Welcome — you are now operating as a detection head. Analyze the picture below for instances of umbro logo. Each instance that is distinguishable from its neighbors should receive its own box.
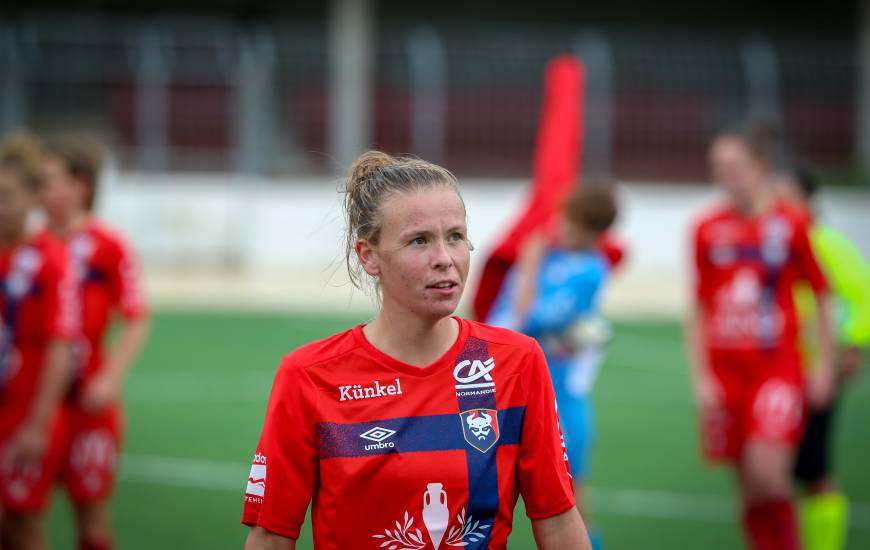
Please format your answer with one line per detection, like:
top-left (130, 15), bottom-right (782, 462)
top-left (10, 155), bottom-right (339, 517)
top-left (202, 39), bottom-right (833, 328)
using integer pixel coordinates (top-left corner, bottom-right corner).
top-left (360, 426), bottom-right (397, 451)
top-left (360, 427), bottom-right (396, 443)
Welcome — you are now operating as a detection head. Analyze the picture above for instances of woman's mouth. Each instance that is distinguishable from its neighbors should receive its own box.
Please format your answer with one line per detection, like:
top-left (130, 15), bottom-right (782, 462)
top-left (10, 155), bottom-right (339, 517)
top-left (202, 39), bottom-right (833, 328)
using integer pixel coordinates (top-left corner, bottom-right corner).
top-left (427, 280), bottom-right (459, 292)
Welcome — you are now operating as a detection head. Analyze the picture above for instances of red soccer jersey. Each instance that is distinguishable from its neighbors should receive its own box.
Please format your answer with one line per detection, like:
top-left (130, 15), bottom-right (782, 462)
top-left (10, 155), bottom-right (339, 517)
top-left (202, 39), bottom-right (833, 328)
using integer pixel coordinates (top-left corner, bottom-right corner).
top-left (0, 233), bottom-right (77, 435)
top-left (692, 200), bottom-right (827, 364)
top-left (242, 318), bottom-right (575, 549)
top-left (49, 220), bottom-right (147, 387)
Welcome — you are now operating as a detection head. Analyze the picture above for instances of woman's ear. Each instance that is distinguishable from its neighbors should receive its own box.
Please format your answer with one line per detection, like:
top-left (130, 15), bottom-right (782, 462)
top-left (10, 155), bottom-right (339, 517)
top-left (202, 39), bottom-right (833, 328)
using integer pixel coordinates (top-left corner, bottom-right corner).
top-left (355, 238), bottom-right (380, 277)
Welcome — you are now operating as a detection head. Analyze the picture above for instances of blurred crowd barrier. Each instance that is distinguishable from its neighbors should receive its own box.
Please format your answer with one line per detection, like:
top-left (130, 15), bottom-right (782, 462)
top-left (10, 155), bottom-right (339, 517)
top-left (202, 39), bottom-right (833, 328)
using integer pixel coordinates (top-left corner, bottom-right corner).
top-left (0, 16), bottom-right (859, 181)
top-left (93, 174), bottom-right (870, 318)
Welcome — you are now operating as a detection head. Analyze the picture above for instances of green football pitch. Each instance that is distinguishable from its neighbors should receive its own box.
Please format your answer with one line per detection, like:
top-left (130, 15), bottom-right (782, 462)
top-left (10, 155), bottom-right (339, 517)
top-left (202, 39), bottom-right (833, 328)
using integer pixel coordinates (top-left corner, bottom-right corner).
top-left (46, 310), bottom-right (870, 549)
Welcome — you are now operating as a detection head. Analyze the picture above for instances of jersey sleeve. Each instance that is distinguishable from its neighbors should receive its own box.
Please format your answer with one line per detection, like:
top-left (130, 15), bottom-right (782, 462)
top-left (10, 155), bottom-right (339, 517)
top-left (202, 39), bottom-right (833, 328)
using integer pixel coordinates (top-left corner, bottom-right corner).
top-left (517, 340), bottom-right (576, 519)
top-left (692, 221), bottom-right (714, 307)
top-left (791, 218), bottom-right (828, 295)
top-left (43, 245), bottom-right (79, 341)
top-left (241, 357), bottom-right (319, 539)
top-left (109, 235), bottom-right (148, 320)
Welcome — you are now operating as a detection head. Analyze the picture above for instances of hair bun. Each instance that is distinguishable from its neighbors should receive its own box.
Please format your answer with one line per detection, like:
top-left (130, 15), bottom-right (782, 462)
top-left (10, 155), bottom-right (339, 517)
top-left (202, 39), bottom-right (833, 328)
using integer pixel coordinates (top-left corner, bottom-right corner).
top-left (0, 133), bottom-right (43, 168)
top-left (347, 150), bottom-right (395, 190)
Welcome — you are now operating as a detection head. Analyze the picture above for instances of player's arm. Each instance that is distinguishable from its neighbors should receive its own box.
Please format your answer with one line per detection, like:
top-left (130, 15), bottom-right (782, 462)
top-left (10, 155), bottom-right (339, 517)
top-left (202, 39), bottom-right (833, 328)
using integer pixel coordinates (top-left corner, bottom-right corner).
top-left (517, 343), bottom-right (589, 545)
top-left (244, 527), bottom-right (295, 550)
top-left (685, 224), bottom-right (719, 409)
top-left (81, 315), bottom-right (150, 413)
top-left (685, 302), bottom-right (719, 409)
top-left (795, 222), bottom-right (836, 407)
top-left (809, 289), bottom-right (836, 408)
top-left (511, 230), bottom-right (548, 325)
top-left (241, 360), bottom-right (319, 543)
top-left (805, 291), bottom-right (835, 408)
top-left (531, 507), bottom-right (592, 550)
top-left (82, 238), bottom-right (150, 412)
top-left (10, 339), bottom-right (72, 467)
top-left (812, 296), bottom-right (836, 404)
top-left (10, 252), bottom-right (77, 467)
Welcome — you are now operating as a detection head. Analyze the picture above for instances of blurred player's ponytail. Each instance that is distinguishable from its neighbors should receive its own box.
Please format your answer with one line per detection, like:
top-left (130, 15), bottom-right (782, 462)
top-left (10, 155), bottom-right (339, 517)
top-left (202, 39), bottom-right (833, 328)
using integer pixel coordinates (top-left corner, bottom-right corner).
top-left (342, 150), bottom-right (466, 293)
top-left (44, 135), bottom-right (105, 212)
top-left (0, 132), bottom-right (44, 192)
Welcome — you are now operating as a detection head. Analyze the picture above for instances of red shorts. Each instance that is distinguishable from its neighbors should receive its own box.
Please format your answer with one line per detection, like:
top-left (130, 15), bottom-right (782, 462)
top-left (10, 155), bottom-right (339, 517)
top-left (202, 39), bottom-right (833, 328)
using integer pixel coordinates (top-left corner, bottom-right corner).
top-left (701, 353), bottom-right (806, 463)
top-left (0, 413), bottom-right (66, 513)
top-left (59, 403), bottom-right (124, 505)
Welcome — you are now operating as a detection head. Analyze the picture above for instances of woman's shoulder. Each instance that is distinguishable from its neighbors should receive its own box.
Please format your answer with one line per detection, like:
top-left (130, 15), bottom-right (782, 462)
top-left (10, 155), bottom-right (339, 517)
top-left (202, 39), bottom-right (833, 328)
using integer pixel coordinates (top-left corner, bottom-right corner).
top-left (278, 327), bottom-right (361, 373)
top-left (462, 319), bottom-right (546, 383)
top-left (692, 200), bottom-right (735, 229)
top-left (464, 318), bottom-right (539, 352)
top-left (28, 231), bottom-right (67, 273)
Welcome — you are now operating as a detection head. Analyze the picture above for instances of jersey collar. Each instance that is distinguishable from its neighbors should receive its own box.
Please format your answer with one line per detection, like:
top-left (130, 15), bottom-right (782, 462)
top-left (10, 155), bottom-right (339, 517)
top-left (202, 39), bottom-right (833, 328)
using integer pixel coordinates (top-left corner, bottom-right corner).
top-left (352, 316), bottom-right (469, 378)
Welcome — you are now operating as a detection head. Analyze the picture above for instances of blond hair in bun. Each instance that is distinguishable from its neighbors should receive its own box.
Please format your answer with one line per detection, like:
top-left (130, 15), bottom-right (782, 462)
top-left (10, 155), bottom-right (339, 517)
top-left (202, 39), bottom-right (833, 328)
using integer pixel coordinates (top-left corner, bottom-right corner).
top-left (0, 132), bottom-right (44, 191)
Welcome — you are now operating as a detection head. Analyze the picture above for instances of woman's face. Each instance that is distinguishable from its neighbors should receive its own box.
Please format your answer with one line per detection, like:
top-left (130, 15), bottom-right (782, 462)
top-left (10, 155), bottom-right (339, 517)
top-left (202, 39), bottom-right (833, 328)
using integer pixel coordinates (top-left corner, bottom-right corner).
top-left (358, 186), bottom-right (471, 322)
top-left (0, 170), bottom-right (34, 238)
top-left (709, 135), bottom-right (767, 204)
top-left (39, 156), bottom-right (84, 220)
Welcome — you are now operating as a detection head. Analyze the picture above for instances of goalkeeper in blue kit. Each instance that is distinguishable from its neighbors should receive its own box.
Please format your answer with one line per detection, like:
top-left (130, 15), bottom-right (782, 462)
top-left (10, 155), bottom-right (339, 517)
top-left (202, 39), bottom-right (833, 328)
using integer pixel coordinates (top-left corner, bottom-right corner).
top-left (487, 182), bottom-right (619, 550)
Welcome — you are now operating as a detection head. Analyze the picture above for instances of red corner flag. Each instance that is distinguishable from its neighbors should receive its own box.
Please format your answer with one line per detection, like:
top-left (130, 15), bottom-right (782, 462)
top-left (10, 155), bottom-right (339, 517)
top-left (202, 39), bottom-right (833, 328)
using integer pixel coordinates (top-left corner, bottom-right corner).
top-left (472, 54), bottom-right (625, 321)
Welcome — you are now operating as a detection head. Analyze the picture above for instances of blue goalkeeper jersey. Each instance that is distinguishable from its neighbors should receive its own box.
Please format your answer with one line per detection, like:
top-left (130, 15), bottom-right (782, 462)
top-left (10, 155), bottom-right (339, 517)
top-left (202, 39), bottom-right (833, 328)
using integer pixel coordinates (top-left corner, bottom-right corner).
top-left (487, 248), bottom-right (610, 371)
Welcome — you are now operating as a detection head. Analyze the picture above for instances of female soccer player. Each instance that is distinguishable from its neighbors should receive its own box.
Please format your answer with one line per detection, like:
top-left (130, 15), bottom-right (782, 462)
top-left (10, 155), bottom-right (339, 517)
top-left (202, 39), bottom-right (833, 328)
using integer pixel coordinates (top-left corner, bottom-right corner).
top-left (242, 151), bottom-right (591, 550)
top-left (777, 168), bottom-right (870, 550)
top-left (0, 134), bottom-right (76, 549)
top-left (38, 137), bottom-right (150, 550)
top-left (686, 123), bottom-right (836, 550)
top-left (486, 183), bottom-right (618, 550)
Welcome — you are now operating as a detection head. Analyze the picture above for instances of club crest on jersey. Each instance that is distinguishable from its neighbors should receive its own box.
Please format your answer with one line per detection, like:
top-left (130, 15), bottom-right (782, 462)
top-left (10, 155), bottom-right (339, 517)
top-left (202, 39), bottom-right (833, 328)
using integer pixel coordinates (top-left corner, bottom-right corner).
top-left (459, 408), bottom-right (500, 453)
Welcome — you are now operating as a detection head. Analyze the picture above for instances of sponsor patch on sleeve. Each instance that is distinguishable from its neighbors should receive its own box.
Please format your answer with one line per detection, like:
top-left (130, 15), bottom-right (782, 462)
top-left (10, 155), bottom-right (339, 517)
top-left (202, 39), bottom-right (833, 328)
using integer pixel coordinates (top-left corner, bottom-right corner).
top-left (245, 453), bottom-right (267, 503)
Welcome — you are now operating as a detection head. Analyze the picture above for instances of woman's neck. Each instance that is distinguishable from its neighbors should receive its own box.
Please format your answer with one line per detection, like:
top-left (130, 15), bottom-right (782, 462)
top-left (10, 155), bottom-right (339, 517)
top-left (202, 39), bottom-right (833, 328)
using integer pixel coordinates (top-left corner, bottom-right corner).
top-left (49, 210), bottom-right (88, 237)
top-left (363, 302), bottom-right (459, 368)
top-left (734, 184), bottom-right (774, 217)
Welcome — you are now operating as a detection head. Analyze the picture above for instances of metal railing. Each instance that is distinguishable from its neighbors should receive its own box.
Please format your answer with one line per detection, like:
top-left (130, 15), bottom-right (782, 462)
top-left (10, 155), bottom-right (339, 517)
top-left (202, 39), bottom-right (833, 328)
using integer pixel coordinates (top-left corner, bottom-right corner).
top-left (0, 16), bottom-right (858, 181)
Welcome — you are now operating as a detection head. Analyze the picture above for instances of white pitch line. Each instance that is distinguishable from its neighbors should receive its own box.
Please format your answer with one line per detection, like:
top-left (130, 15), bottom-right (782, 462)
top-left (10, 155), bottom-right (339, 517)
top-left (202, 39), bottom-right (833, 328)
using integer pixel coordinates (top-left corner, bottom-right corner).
top-left (121, 453), bottom-right (246, 491)
top-left (119, 453), bottom-right (870, 529)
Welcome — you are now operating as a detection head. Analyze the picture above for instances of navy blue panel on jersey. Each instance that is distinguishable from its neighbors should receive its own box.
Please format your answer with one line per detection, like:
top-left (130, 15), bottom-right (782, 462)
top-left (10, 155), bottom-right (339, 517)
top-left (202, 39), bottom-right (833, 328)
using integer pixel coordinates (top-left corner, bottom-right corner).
top-left (317, 406), bottom-right (524, 459)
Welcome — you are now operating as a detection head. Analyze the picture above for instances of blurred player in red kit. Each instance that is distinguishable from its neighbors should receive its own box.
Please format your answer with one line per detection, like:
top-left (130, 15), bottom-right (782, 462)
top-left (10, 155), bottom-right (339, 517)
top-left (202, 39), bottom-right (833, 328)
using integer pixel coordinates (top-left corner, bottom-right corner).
top-left (686, 123), bottom-right (836, 550)
top-left (0, 134), bottom-right (77, 549)
top-left (38, 137), bottom-right (150, 550)
top-left (242, 151), bottom-right (591, 550)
